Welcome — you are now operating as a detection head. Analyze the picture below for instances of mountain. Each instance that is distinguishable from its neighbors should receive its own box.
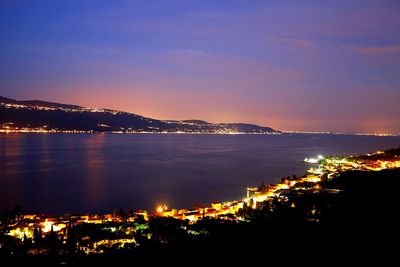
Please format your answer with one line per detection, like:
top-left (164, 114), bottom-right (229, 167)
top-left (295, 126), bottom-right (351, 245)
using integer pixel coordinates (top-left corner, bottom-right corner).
top-left (0, 96), bottom-right (82, 109)
top-left (0, 96), bottom-right (279, 134)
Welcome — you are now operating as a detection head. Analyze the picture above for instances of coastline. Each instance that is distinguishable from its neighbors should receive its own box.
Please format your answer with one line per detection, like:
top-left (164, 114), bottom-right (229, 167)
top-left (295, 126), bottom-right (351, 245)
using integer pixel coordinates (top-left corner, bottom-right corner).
top-left (2, 146), bottom-right (399, 222)
top-left (1, 146), bottom-right (400, 262)
top-left (1, 129), bottom-right (398, 137)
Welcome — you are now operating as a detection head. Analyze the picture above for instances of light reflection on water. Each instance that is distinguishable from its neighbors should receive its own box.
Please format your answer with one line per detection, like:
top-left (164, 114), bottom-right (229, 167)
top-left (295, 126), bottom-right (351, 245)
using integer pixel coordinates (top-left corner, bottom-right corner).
top-left (1, 133), bottom-right (399, 214)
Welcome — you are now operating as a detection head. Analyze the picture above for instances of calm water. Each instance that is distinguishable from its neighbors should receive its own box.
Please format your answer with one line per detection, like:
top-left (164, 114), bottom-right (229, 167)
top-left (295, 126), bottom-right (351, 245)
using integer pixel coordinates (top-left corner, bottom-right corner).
top-left (1, 133), bottom-right (399, 214)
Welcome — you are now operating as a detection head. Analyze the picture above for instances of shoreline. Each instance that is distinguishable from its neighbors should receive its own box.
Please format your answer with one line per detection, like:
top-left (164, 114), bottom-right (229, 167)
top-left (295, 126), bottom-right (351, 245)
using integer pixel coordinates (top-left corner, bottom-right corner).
top-left (1, 129), bottom-right (398, 137)
top-left (3, 147), bottom-right (399, 219)
top-left (2, 146), bottom-right (400, 259)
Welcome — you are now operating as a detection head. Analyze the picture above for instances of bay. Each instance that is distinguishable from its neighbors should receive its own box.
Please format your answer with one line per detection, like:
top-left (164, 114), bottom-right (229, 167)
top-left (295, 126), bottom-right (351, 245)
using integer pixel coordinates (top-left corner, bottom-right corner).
top-left (1, 133), bottom-right (399, 214)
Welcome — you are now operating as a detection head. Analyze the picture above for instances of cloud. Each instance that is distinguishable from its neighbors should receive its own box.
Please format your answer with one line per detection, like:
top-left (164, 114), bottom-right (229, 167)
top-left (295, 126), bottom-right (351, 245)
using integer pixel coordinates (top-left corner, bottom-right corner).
top-left (357, 45), bottom-right (400, 54)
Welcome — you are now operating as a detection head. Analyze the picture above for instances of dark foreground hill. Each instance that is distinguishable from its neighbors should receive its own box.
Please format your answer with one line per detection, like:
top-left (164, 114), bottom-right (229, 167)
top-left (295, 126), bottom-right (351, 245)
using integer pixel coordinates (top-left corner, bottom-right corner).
top-left (2, 168), bottom-right (398, 265)
top-left (0, 96), bottom-right (278, 134)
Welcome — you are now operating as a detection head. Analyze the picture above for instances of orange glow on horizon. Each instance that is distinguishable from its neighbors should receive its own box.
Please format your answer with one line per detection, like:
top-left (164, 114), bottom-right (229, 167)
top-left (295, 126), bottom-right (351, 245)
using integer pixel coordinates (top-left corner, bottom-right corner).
top-left (10, 87), bottom-right (400, 135)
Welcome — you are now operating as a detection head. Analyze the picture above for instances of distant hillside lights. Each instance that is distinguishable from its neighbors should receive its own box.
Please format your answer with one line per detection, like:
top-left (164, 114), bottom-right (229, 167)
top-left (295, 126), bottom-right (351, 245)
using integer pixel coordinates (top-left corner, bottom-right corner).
top-left (0, 125), bottom-right (91, 134)
top-left (1, 96), bottom-right (279, 134)
top-left (0, 126), bottom-right (276, 135)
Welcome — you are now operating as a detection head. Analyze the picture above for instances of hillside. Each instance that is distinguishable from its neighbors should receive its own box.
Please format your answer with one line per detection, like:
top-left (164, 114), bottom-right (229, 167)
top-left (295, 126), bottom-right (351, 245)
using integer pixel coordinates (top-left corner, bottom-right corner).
top-left (0, 96), bottom-right (278, 134)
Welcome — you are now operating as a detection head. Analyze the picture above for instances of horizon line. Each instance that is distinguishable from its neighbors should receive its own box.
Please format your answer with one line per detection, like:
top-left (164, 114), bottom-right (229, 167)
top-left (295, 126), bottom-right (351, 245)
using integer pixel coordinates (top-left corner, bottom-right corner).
top-left (1, 95), bottom-right (399, 136)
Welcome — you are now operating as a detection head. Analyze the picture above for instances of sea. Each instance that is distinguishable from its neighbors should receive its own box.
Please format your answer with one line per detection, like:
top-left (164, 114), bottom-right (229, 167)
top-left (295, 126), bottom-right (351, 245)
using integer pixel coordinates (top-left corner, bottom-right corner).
top-left (1, 133), bottom-right (399, 214)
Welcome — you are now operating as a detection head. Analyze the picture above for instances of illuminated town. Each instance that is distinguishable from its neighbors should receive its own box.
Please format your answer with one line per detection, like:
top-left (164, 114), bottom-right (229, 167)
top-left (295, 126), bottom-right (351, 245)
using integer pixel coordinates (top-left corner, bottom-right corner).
top-left (2, 147), bottom-right (399, 256)
top-left (0, 100), bottom-right (279, 135)
top-left (2, 100), bottom-right (398, 136)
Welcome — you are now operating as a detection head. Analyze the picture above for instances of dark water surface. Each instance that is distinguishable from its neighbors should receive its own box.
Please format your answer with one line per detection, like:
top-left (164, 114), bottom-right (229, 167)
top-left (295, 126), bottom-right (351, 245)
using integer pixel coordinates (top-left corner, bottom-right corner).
top-left (1, 133), bottom-right (399, 214)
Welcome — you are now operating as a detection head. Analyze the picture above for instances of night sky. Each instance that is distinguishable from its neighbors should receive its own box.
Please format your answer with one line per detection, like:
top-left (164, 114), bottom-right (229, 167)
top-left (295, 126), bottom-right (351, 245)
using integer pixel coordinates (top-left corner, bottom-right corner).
top-left (1, 0), bottom-right (399, 134)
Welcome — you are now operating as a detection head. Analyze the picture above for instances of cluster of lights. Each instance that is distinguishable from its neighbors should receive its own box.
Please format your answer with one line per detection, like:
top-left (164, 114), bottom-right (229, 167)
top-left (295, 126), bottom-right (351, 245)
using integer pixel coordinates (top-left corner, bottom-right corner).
top-left (156, 204), bottom-right (168, 214)
top-left (284, 130), bottom-right (399, 137)
top-left (42, 219), bottom-right (65, 233)
top-left (155, 150), bottom-right (400, 222)
top-left (155, 171), bottom-right (323, 222)
top-left (1, 101), bottom-right (123, 116)
top-left (1, 101), bottom-right (277, 135)
top-left (304, 155), bottom-right (324, 164)
top-left (0, 127), bottom-right (92, 134)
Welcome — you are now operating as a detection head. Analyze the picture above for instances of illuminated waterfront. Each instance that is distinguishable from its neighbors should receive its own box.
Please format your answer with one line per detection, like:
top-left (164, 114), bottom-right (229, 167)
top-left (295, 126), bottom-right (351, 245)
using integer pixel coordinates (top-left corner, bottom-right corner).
top-left (1, 133), bottom-right (400, 214)
top-left (3, 147), bottom-right (400, 256)
top-left (154, 149), bottom-right (400, 221)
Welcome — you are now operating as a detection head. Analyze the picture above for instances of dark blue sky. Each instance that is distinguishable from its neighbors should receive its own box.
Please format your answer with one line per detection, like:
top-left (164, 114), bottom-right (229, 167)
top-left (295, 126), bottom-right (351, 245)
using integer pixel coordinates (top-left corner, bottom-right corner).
top-left (1, 0), bottom-right (399, 133)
